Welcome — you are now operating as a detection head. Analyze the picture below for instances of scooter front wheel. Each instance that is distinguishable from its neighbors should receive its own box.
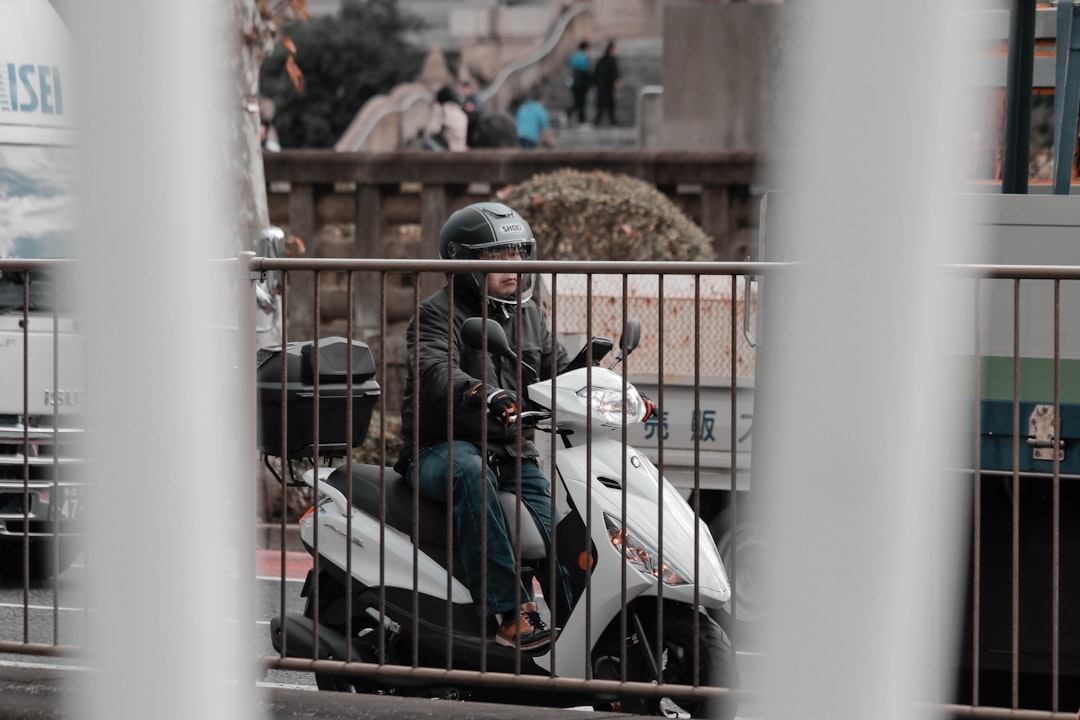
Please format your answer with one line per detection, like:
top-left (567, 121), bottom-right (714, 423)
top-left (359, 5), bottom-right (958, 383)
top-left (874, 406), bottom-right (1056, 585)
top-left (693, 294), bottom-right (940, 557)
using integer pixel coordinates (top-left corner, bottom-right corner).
top-left (621, 604), bottom-right (738, 720)
top-left (309, 620), bottom-right (385, 695)
top-left (313, 636), bottom-right (379, 694)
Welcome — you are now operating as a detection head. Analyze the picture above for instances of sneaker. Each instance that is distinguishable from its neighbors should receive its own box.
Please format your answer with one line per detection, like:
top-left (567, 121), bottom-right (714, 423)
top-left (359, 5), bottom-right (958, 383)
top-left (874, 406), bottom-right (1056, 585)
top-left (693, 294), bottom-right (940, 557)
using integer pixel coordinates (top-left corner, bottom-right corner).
top-left (496, 602), bottom-right (553, 650)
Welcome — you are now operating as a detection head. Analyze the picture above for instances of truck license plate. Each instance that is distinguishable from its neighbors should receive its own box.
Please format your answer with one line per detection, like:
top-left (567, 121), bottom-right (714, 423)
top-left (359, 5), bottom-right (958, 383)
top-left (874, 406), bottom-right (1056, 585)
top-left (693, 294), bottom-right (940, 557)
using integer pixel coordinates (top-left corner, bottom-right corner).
top-left (56, 486), bottom-right (81, 521)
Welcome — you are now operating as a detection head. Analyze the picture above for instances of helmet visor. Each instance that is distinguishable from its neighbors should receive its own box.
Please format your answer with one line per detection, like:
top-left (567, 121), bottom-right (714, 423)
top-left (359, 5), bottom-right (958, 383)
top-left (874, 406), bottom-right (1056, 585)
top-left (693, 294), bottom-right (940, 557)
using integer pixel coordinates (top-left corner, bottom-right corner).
top-left (450, 239), bottom-right (536, 261)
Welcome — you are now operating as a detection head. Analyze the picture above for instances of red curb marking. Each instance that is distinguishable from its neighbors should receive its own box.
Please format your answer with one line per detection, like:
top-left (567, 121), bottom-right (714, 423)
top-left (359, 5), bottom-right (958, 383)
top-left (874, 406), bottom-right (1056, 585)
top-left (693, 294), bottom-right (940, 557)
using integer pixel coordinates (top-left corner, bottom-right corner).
top-left (257, 549), bottom-right (313, 581)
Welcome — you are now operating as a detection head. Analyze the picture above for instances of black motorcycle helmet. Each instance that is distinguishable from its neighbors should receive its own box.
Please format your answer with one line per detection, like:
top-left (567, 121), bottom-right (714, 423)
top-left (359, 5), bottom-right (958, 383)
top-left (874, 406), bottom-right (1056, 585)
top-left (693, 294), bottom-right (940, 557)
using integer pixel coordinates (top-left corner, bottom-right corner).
top-left (439, 201), bottom-right (536, 304)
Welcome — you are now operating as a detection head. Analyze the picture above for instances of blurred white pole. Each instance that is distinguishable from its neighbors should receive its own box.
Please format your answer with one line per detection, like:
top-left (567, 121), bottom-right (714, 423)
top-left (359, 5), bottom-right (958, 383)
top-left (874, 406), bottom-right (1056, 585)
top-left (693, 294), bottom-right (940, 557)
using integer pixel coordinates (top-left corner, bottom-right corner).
top-left (760, 2), bottom-right (981, 720)
top-left (74, 3), bottom-right (253, 720)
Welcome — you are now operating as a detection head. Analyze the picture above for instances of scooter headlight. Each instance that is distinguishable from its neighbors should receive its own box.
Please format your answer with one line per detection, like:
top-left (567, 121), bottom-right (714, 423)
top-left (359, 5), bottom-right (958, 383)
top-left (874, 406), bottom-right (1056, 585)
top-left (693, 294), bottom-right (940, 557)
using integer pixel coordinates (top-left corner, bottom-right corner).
top-left (579, 385), bottom-right (646, 426)
top-left (604, 513), bottom-right (691, 586)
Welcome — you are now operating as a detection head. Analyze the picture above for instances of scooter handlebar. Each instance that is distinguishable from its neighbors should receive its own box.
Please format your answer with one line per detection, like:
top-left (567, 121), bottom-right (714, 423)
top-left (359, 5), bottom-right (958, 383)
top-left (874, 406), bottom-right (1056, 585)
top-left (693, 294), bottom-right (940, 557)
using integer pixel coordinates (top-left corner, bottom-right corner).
top-left (509, 409), bottom-right (551, 428)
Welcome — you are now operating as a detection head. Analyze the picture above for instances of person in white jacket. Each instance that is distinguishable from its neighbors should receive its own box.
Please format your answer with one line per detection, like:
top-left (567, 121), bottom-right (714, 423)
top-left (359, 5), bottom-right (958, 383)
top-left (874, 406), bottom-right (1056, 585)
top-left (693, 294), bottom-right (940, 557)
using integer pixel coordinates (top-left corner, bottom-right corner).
top-left (424, 85), bottom-right (469, 152)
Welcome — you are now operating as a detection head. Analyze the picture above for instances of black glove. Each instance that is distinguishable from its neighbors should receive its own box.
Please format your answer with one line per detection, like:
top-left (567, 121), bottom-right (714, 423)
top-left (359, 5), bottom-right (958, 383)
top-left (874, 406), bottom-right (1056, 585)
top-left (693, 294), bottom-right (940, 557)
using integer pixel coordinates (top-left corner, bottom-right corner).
top-left (464, 382), bottom-right (487, 407)
top-left (486, 389), bottom-right (518, 427)
top-left (640, 393), bottom-right (657, 422)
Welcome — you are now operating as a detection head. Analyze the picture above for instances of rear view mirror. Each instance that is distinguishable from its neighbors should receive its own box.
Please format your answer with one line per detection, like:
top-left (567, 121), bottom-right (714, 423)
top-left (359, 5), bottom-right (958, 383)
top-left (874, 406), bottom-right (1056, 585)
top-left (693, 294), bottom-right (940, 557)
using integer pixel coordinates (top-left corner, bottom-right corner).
top-left (461, 317), bottom-right (516, 360)
top-left (620, 318), bottom-right (641, 358)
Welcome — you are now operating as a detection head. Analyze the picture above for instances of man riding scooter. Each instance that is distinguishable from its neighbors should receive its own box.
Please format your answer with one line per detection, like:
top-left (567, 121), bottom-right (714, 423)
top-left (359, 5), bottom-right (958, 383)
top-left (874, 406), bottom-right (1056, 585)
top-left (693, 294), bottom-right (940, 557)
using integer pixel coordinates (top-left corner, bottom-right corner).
top-left (266, 202), bottom-right (731, 714)
top-left (393, 201), bottom-right (574, 651)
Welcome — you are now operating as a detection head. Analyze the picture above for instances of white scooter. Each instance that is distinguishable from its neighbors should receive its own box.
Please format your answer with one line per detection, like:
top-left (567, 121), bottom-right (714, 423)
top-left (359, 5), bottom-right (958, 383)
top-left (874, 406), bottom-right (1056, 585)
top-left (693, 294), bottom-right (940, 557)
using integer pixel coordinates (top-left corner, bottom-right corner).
top-left (269, 319), bottom-right (737, 719)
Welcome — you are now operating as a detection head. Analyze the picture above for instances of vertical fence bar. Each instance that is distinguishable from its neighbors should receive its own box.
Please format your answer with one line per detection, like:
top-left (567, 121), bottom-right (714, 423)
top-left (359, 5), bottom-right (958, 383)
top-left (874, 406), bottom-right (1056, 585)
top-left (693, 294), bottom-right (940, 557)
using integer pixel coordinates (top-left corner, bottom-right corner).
top-left (972, 277), bottom-right (983, 706)
top-left (479, 274), bottom-right (490, 671)
top-left (380, 272), bottom-right (402, 665)
top-left (692, 273), bottom-right (702, 686)
top-left (729, 272), bottom-right (739, 632)
top-left (50, 272), bottom-right (61, 643)
top-left (513, 265), bottom-right (524, 674)
top-left (278, 269), bottom-right (290, 660)
top-left (410, 274), bottom-right (422, 669)
top-left (1011, 277), bottom-right (1021, 709)
top-left (1051, 279), bottom-right (1061, 712)
top-left (238, 252), bottom-right (259, 697)
top-left (651, 271), bottom-right (667, 692)
top-left (586, 272), bottom-right (596, 681)
top-left (311, 269), bottom-right (322, 663)
top-left (20, 274), bottom-right (29, 639)
top-left (547, 271), bottom-right (559, 676)
top-left (344, 270), bottom-right (355, 664)
top-left (655, 271), bottom-right (666, 685)
top-left (617, 271), bottom-right (634, 686)
top-left (445, 272), bottom-right (456, 669)
top-left (377, 269), bottom-right (392, 666)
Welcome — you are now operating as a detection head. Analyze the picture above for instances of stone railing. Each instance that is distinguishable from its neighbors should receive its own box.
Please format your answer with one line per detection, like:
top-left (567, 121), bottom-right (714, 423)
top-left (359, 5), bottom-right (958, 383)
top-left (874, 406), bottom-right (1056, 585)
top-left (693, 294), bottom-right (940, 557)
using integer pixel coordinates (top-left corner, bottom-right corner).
top-left (263, 148), bottom-right (761, 341)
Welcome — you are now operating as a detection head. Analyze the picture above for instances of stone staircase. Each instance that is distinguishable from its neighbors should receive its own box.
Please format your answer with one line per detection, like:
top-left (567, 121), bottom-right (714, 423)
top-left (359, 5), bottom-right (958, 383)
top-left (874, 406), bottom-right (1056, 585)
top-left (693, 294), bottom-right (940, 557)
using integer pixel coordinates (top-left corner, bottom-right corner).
top-left (329, 1), bottom-right (663, 151)
top-left (550, 121), bottom-right (638, 149)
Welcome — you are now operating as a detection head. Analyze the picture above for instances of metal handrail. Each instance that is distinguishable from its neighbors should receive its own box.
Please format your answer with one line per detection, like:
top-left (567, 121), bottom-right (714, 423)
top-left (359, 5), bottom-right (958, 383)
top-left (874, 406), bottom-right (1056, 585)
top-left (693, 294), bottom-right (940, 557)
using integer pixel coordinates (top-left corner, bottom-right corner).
top-left (338, 87), bottom-right (432, 152)
top-left (247, 256), bottom-right (1080, 280)
top-left (477, 2), bottom-right (592, 108)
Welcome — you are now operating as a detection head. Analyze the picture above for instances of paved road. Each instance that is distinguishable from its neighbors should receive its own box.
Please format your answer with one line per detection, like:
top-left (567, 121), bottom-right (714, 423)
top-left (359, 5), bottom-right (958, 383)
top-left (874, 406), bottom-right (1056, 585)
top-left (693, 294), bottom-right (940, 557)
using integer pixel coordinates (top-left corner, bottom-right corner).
top-left (0, 663), bottom-right (634, 720)
top-left (0, 550), bottom-right (758, 719)
top-left (0, 553), bottom-right (619, 719)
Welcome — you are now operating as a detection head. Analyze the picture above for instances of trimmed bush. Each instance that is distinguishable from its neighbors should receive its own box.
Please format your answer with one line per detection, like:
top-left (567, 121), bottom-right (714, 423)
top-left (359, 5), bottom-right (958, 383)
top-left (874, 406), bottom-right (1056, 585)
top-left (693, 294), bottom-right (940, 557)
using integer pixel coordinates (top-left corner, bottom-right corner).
top-left (496, 169), bottom-right (715, 261)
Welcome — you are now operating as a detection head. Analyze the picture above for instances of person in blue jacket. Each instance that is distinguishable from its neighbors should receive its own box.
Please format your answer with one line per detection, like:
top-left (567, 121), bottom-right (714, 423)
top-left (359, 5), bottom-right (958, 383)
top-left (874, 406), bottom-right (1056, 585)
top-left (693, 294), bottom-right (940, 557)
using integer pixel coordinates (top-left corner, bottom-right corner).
top-left (515, 93), bottom-right (555, 149)
top-left (567, 41), bottom-right (591, 125)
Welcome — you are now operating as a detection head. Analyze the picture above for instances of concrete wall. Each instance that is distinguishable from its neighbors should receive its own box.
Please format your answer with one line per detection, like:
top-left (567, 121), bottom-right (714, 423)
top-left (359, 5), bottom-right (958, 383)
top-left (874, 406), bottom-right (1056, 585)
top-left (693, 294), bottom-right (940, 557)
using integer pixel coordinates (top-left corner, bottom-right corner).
top-left (592, 0), bottom-right (663, 38)
top-left (660, 2), bottom-right (784, 152)
top-left (637, 86), bottom-right (664, 149)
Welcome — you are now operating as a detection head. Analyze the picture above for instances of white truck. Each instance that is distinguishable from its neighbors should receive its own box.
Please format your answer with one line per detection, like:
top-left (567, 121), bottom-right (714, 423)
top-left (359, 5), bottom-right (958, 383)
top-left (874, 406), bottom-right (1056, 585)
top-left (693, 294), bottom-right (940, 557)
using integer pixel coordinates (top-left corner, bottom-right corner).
top-left (620, 192), bottom-right (1080, 709)
top-left (0, 0), bottom-right (82, 578)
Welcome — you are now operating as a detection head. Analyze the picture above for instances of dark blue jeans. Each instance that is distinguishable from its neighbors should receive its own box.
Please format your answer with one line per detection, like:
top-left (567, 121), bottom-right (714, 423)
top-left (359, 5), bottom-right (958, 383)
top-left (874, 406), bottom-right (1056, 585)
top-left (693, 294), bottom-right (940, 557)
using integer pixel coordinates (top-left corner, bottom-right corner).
top-left (407, 440), bottom-right (573, 621)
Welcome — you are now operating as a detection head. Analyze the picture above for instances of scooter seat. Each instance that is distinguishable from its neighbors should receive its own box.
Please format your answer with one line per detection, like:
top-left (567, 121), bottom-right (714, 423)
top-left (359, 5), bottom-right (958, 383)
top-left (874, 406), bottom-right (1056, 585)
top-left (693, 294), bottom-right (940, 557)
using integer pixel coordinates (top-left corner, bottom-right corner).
top-left (325, 464), bottom-right (448, 549)
top-left (324, 464), bottom-right (546, 560)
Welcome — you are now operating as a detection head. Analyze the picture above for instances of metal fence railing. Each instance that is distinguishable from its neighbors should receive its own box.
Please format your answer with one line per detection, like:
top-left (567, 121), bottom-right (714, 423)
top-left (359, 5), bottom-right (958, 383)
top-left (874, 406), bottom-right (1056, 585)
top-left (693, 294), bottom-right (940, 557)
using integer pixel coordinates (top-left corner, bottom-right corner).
top-left (947, 265), bottom-right (1080, 717)
top-left (0, 256), bottom-right (1075, 719)
top-left (0, 258), bottom-right (83, 656)
top-left (253, 257), bottom-right (759, 718)
top-left (250, 257), bottom-right (1079, 718)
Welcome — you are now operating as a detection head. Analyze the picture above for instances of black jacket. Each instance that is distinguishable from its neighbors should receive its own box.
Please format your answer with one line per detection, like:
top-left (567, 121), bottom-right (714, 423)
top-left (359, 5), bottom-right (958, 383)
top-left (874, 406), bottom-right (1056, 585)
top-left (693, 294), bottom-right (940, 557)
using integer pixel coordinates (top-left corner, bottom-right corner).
top-left (593, 54), bottom-right (619, 95)
top-left (394, 279), bottom-right (568, 474)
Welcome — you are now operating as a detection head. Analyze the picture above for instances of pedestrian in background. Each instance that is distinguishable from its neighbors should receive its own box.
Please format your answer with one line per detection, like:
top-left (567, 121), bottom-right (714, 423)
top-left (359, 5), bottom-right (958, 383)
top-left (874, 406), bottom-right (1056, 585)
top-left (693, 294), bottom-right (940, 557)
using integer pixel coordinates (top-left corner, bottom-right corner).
top-left (424, 85), bottom-right (469, 152)
top-left (460, 79), bottom-right (483, 148)
top-left (259, 96), bottom-right (281, 151)
top-left (460, 79), bottom-right (482, 113)
top-left (515, 93), bottom-right (555, 149)
top-left (593, 40), bottom-right (621, 126)
top-left (567, 41), bottom-right (591, 126)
